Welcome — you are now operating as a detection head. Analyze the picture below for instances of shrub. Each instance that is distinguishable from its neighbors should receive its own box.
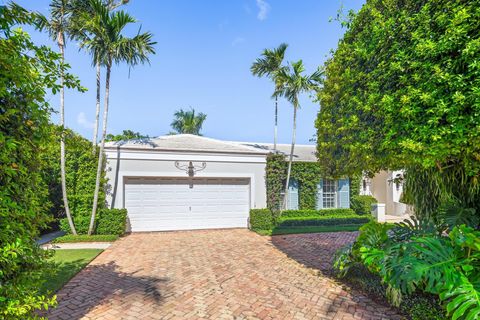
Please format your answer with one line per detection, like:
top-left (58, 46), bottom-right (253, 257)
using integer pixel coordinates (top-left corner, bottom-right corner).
top-left (96, 209), bottom-right (127, 235)
top-left (60, 209), bottom-right (127, 236)
top-left (278, 216), bottom-right (370, 227)
top-left (350, 195), bottom-right (377, 215)
top-left (281, 208), bottom-right (356, 218)
top-left (250, 209), bottom-right (275, 230)
top-left (53, 234), bottom-right (119, 243)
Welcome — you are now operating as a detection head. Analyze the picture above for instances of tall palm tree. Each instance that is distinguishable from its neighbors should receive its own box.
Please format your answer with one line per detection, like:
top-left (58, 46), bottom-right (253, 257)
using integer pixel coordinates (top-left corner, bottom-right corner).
top-left (170, 108), bottom-right (207, 135)
top-left (83, 0), bottom-right (155, 235)
top-left (278, 60), bottom-right (321, 209)
top-left (47, 0), bottom-right (77, 235)
top-left (251, 43), bottom-right (288, 151)
top-left (70, 0), bottom-right (128, 151)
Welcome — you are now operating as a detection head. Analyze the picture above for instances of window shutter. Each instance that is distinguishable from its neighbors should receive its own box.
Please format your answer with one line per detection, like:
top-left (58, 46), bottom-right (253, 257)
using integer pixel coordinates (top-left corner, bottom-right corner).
top-left (337, 178), bottom-right (350, 208)
top-left (316, 179), bottom-right (323, 209)
top-left (287, 179), bottom-right (299, 210)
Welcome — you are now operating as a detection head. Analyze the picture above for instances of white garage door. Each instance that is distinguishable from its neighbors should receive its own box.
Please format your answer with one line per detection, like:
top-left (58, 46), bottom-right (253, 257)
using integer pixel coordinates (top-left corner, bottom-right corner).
top-left (124, 177), bottom-right (250, 232)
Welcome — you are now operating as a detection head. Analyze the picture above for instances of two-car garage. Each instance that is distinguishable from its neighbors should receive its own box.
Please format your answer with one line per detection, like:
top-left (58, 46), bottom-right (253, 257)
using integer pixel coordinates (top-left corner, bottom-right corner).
top-left (124, 177), bottom-right (251, 232)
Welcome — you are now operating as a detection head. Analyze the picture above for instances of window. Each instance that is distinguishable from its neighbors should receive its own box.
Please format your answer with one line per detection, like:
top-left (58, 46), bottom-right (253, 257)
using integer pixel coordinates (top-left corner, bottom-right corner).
top-left (323, 179), bottom-right (337, 208)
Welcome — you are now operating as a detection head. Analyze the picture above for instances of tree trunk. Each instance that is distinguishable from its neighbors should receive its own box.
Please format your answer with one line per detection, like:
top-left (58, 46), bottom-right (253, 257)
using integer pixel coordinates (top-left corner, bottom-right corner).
top-left (89, 61), bottom-right (111, 235)
top-left (59, 37), bottom-right (77, 235)
top-left (92, 60), bottom-right (101, 152)
top-left (274, 96), bottom-right (278, 152)
top-left (283, 105), bottom-right (297, 210)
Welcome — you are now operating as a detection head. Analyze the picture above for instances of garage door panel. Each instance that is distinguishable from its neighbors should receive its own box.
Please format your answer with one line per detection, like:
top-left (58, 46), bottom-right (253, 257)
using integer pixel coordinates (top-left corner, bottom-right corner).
top-left (124, 177), bottom-right (250, 232)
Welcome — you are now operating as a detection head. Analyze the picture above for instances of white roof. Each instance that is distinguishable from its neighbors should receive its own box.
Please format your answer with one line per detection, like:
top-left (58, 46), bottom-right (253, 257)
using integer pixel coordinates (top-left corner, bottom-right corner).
top-left (105, 134), bottom-right (317, 161)
top-left (104, 134), bottom-right (269, 155)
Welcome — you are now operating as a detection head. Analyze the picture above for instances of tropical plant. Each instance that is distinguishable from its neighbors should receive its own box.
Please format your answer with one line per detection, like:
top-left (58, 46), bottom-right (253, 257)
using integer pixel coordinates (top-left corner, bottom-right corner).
top-left (45, 0), bottom-right (78, 235)
top-left (277, 60), bottom-right (321, 209)
top-left (170, 108), bottom-right (207, 135)
top-left (82, 0), bottom-right (155, 235)
top-left (69, 0), bottom-right (128, 151)
top-left (0, 3), bottom-right (81, 317)
top-left (251, 43), bottom-right (288, 151)
top-left (315, 0), bottom-right (480, 219)
top-left (106, 129), bottom-right (149, 141)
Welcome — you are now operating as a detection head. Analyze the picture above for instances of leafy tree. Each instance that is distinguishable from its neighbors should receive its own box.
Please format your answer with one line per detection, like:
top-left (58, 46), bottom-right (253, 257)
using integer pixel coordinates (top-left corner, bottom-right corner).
top-left (106, 129), bottom-right (149, 141)
top-left (278, 61), bottom-right (321, 208)
top-left (170, 107), bottom-right (207, 135)
top-left (0, 3), bottom-right (81, 318)
top-left (315, 0), bottom-right (480, 217)
top-left (82, 0), bottom-right (155, 235)
top-left (251, 43), bottom-right (288, 151)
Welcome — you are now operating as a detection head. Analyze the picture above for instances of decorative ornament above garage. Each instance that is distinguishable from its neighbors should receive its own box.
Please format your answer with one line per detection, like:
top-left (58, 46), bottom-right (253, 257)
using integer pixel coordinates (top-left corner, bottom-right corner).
top-left (174, 161), bottom-right (206, 177)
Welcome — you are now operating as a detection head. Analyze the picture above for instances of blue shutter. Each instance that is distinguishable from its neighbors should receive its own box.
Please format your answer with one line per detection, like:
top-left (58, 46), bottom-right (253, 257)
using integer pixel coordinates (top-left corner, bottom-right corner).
top-left (316, 179), bottom-right (323, 209)
top-left (287, 179), bottom-right (299, 210)
top-left (337, 178), bottom-right (350, 208)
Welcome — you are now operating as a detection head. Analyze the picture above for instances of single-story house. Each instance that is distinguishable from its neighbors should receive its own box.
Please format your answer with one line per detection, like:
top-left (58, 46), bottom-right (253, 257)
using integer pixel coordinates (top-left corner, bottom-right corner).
top-left (105, 134), bottom-right (350, 232)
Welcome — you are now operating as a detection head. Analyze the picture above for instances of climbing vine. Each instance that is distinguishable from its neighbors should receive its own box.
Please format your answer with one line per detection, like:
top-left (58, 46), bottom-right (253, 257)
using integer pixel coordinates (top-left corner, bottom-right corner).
top-left (266, 153), bottom-right (357, 210)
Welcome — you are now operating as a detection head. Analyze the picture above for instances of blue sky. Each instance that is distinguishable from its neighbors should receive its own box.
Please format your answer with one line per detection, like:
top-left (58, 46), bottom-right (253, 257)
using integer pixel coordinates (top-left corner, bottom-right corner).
top-left (15, 0), bottom-right (364, 144)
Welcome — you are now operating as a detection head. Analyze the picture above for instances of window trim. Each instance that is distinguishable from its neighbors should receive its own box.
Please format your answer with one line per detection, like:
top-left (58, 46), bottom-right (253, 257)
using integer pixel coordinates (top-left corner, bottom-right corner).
top-left (322, 179), bottom-right (337, 209)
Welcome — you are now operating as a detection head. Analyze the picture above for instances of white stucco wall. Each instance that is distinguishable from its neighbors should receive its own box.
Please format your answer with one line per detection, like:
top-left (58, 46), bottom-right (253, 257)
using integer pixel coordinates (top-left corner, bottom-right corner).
top-left (104, 148), bottom-right (267, 210)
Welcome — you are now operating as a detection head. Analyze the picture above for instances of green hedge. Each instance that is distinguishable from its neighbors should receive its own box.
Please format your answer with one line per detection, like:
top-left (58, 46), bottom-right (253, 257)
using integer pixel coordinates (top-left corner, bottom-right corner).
top-left (278, 216), bottom-right (371, 227)
top-left (53, 234), bottom-right (119, 243)
top-left (249, 209), bottom-right (275, 230)
top-left (60, 208), bottom-right (127, 235)
top-left (351, 195), bottom-right (377, 215)
top-left (281, 208), bottom-right (356, 218)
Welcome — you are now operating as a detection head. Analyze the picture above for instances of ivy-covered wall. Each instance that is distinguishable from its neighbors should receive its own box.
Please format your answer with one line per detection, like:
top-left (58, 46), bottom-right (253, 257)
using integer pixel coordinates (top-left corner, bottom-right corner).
top-left (266, 153), bottom-right (358, 211)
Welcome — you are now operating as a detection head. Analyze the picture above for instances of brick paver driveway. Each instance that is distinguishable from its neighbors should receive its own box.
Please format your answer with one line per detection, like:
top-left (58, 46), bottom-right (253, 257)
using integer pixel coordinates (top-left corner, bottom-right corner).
top-left (48, 230), bottom-right (400, 320)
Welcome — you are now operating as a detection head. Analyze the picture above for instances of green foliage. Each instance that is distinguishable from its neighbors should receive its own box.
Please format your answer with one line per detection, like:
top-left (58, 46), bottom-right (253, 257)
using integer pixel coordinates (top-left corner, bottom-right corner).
top-left (266, 154), bottom-right (353, 210)
top-left (170, 108), bottom-right (207, 135)
top-left (349, 174), bottom-right (361, 198)
top-left (95, 208), bottom-right (127, 235)
top-left (281, 208), bottom-right (356, 218)
top-left (42, 127), bottom-right (107, 227)
top-left (106, 129), bottom-right (149, 141)
top-left (278, 216), bottom-right (370, 227)
top-left (265, 153), bottom-right (286, 212)
top-left (335, 215), bottom-right (480, 319)
top-left (249, 209), bottom-right (275, 230)
top-left (316, 0), bottom-right (480, 178)
top-left (351, 195), bottom-right (377, 215)
top-left (60, 208), bottom-right (127, 235)
top-left (0, 3), bottom-right (82, 318)
top-left (52, 234), bottom-right (119, 243)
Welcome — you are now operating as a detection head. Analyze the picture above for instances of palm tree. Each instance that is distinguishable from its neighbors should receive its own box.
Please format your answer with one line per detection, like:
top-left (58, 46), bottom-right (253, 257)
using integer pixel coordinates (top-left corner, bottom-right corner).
top-left (251, 43), bottom-right (288, 151)
top-left (170, 108), bottom-right (207, 135)
top-left (47, 0), bottom-right (77, 235)
top-left (83, 0), bottom-right (155, 235)
top-left (278, 60), bottom-right (321, 209)
top-left (70, 0), bottom-right (128, 152)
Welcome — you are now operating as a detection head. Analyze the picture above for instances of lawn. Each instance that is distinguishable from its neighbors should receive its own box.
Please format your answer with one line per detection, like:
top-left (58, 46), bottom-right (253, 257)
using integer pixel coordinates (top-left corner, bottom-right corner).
top-left (41, 249), bottom-right (103, 294)
top-left (255, 224), bottom-right (362, 236)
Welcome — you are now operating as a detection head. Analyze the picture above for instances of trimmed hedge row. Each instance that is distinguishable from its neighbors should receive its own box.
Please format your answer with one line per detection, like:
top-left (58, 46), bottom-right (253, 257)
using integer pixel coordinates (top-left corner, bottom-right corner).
top-left (351, 195), bottom-right (377, 215)
top-left (281, 208), bottom-right (356, 218)
top-left (278, 216), bottom-right (371, 227)
top-left (60, 208), bottom-right (127, 236)
top-left (250, 208), bottom-right (369, 230)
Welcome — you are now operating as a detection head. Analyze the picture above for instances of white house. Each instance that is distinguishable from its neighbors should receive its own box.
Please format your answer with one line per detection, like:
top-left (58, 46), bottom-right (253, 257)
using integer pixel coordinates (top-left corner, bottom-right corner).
top-left (105, 134), bottom-right (349, 232)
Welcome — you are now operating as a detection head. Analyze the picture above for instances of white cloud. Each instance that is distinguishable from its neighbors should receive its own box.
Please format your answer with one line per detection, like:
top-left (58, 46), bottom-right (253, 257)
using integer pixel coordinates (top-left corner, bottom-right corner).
top-left (77, 112), bottom-right (94, 129)
top-left (256, 0), bottom-right (270, 21)
top-left (231, 37), bottom-right (246, 47)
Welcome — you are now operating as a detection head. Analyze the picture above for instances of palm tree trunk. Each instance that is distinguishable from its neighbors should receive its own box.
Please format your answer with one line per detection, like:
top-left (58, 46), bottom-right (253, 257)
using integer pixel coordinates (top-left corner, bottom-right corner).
top-left (92, 60), bottom-right (101, 152)
top-left (89, 61), bottom-right (111, 235)
top-left (59, 39), bottom-right (77, 235)
top-left (274, 96), bottom-right (278, 152)
top-left (283, 105), bottom-right (297, 210)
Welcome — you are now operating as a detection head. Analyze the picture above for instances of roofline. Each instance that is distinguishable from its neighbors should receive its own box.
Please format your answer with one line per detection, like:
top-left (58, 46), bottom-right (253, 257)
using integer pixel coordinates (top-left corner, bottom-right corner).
top-left (104, 144), bottom-right (270, 156)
